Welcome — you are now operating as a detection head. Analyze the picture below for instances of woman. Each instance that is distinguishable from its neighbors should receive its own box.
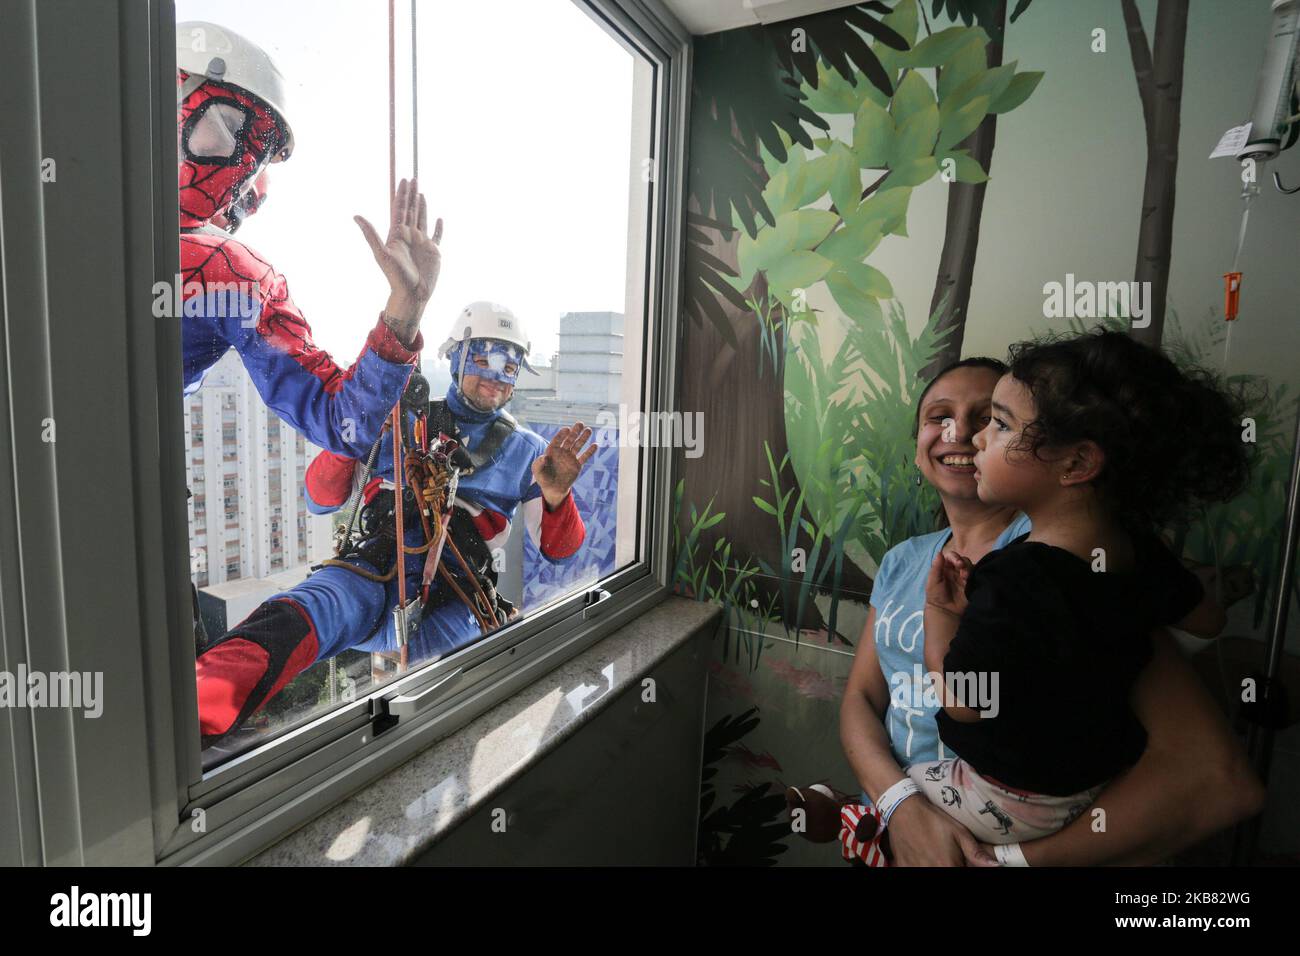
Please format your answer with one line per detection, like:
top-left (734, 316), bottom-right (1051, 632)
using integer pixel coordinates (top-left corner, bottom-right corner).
top-left (839, 357), bottom-right (1266, 866)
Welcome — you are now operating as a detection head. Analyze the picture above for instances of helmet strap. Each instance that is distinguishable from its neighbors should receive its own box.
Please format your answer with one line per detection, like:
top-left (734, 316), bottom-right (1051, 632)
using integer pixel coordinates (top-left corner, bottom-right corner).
top-left (177, 73), bottom-right (207, 105)
top-left (453, 327), bottom-right (472, 402)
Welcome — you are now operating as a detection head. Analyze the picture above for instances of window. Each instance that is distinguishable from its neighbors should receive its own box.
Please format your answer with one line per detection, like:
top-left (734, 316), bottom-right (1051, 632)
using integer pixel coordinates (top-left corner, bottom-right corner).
top-left (65, 0), bottom-right (694, 865)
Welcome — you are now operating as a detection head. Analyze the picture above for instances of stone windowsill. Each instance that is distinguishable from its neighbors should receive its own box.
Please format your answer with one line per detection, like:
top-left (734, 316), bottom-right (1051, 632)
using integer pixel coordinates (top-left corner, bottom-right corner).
top-left (246, 594), bottom-right (722, 865)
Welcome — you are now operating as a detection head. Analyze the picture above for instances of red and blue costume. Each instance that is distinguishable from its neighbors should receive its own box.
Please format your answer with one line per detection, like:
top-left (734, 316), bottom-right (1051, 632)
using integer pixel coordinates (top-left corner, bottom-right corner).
top-left (195, 379), bottom-right (587, 743)
top-left (178, 70), bottom-right (421, 458)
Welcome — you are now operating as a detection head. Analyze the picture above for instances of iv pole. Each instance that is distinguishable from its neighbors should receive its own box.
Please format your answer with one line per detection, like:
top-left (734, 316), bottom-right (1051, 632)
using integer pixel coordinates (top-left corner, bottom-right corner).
top-left (1227, 0), bottom-right (1300, 865)
top-left (1230, 406), bottom-right (1300, 864)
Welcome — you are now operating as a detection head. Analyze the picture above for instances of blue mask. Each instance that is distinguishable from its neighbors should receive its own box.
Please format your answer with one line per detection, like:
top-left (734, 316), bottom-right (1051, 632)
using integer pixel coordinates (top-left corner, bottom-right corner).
top-left (451, 338), bottom-right (524, 387)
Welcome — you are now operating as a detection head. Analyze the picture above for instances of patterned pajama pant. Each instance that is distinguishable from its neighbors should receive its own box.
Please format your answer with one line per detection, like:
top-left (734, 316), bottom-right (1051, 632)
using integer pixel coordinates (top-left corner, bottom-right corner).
top-left (906, 758), bottom-right (1103, 844)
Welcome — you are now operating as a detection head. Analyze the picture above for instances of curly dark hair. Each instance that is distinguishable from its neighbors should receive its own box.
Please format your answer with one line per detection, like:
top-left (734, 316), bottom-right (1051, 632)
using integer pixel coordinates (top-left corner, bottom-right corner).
top-left (1005, 328), bottom-right (1252, 532)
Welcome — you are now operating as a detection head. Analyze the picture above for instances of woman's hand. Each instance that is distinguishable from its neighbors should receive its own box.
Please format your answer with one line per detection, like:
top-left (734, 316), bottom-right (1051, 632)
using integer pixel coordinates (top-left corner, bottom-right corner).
top-left (355, 177), bottom-right (443, 345)
top-left (924, 549), bottom-right (973, 619)
top-left (887, 796), bottom-right (990, 866)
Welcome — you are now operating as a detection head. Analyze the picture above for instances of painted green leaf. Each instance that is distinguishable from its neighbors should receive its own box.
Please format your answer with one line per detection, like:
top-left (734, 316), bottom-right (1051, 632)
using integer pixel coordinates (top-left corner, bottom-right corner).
top-left (941, 63), bottom-right (1014, 121)
top-left (752, 496), bottom-right (778, 517)
top-left (700, 512), bottom-right (726, 531)
top-left (938, 95), bottom-right (990, 151)
top-left (801, 61), bottom-right (866, 114)
top-left (841, 260), bottom-right (894, 298)
top-left (937, 36), bottom-right (987, 102)
top-left (787, 209), bottom-right (840, 249)
top-left (826, 269), bottom-right (885, 324)
top-left (772, 145), bottom-right (809, 214)
top-left (872, 0), bottom-right (917, 81)
top-left (889, 71), bottom-right (935, 128)
top-left (828, 143), bottom-right (862, 216)
top-left (852, 97), bottom-right (895, 168)
top-left (740, 209), bottom-right (837, 283)
top-left (792, 152), bottom-right (838, 208)
top-left (735, 232), bottom-right (759, 290)
top-left (889, 103), bottom-right (940, 166)
top-left (817, 221), bottom-right (883, 266)
top-left (766, 251), bottom-right (833, 297)
top-left (937, 149), bottom-right (990, 184)
top-left (855, 186), bottom-right (911, 236)
top-left (880, 155), bottom-right (937, 189)
top-left (910, 26), bottom-right (986, 67)
top-left (990, 70), bottom-right (1045, 113)
top-left (761, 167), bottom-right (789, 218)
top-left (739, 225), bottom-right (791, 286)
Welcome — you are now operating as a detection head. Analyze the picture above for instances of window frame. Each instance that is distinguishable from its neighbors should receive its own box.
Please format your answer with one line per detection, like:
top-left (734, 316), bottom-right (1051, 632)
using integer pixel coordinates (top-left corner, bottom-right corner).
top-left (125, 0), bottom-right (691, 865)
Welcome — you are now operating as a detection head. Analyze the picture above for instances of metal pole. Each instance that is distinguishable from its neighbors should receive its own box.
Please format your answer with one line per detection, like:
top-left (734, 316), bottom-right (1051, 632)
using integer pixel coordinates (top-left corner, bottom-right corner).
top-left (1230, 397), bottom-right (1300, 864)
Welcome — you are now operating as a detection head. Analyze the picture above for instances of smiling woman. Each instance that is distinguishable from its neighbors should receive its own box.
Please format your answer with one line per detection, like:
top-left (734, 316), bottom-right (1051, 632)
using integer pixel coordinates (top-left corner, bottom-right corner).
top-left (912, 357), bottom-right (1009, 511)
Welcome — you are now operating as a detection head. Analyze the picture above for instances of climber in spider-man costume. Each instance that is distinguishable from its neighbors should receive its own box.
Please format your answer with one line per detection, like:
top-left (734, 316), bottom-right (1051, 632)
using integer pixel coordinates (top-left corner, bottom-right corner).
top-left (176, 20), bottom-right (442, 458)
top-left (195, 303), bottom-right (594, 747)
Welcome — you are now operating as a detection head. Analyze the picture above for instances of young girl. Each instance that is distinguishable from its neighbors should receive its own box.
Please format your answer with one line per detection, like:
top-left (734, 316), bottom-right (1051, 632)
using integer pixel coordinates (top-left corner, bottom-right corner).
top-left (913, 329), bottom-right (1250, 864)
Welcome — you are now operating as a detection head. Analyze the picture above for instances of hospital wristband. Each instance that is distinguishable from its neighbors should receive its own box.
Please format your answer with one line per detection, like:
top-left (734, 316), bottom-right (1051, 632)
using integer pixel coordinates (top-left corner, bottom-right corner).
top-left (876, 778), bottom-right (922, 827)
top-left (994, 842), bottom-right (1030, 867)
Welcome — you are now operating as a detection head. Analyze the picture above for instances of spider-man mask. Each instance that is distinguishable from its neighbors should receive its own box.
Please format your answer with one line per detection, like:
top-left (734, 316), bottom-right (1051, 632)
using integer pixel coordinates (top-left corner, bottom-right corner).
top-left (178, 71), bottom-right (288, 229)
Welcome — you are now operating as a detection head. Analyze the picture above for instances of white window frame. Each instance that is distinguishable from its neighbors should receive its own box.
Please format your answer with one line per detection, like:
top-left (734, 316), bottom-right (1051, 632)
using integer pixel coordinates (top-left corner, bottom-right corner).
top-left (0, 0), bottom-right (689, 866)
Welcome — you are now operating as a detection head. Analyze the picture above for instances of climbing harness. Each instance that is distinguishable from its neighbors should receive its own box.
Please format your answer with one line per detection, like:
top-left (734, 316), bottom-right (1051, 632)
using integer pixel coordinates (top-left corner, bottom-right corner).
top-left (319, 375), bottom-right (518, 670)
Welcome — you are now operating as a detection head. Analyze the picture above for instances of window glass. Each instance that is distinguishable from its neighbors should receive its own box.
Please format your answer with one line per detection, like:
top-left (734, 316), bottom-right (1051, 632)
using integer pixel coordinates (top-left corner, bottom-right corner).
top-left (174, 0), bottom-right (651, 766)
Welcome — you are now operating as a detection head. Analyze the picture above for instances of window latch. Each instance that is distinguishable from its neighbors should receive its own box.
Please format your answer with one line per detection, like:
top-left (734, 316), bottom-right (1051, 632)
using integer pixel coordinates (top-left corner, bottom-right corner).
top-left (370, 666), bottom-right (465, 736)
top-left (582, 587), bottom-right (612, 621)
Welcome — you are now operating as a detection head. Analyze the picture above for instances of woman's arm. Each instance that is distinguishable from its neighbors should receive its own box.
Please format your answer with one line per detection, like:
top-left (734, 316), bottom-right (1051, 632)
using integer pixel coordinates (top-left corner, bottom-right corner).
top-left (1014, 628), bottom-right (1265, 866)
top-left (840, 607), bottom-right (990, 866)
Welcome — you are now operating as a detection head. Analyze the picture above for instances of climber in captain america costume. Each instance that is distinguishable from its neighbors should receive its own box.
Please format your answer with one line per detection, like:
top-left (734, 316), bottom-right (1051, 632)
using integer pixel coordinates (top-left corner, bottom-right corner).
top-left (195, 302), bottom-right (593, 746)
top-left (176, 20), bottom-right (443, 459)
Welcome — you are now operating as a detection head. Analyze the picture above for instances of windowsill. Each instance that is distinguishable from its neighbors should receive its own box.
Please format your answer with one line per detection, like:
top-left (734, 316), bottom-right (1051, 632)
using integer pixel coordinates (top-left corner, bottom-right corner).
top-left (244, 594), bottom-right (722, 866)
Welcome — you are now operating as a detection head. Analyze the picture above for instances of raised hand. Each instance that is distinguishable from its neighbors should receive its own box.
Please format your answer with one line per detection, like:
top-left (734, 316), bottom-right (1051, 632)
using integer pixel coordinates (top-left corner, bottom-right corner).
top-left (354, 177), bottom-right (443, 344)
top-left (925, 549), bottom-right (972, 619)
top-left (531, 422), bottom-right (597, 508)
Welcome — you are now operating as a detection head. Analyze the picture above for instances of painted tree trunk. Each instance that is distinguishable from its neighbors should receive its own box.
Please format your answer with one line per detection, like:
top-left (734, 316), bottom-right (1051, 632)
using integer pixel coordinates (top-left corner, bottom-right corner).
top-left (1123, 0), bottom-right (1189, 347)
top-left (922, 0), bottom-right (1007, 381)
top-left (679, 200), bottom-right (876, 638)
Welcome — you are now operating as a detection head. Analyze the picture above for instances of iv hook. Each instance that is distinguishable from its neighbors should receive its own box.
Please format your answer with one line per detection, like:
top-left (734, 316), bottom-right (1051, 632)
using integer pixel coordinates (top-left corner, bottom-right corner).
top-left (1273, 168), bottom-right (1300, 194)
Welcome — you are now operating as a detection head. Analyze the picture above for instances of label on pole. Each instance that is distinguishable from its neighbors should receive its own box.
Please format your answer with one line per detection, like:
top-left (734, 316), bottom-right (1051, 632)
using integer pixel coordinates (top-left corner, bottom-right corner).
top-left (1210, 123), bottom-right (1253, 158)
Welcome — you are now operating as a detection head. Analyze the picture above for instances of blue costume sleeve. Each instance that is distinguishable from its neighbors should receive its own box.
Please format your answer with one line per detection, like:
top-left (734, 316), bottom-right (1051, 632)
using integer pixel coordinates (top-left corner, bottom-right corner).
top-left (183, 285), bottom-right (419, 460)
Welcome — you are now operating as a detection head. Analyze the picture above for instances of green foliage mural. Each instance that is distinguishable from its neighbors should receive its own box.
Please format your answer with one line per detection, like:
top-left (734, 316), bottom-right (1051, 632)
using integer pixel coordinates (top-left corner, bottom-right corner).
top-left (728, 1), bottom-right (1041, 626)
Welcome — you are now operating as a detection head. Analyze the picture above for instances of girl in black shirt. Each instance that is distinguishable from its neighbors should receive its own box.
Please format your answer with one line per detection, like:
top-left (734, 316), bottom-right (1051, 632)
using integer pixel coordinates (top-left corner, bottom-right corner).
top-left (913, 329), bottom-right (1249, 858)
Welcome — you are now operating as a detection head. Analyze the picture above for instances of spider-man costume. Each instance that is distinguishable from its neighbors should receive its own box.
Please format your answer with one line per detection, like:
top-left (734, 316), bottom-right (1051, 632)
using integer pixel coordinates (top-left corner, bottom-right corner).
top-left (178, 71), bottom-right (421, 458)
top-left (195, 378), bottom-right (588, 744)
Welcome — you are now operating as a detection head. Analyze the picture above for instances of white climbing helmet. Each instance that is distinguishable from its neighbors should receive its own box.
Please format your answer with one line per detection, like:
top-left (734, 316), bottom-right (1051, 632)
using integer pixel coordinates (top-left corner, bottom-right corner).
top-left (437, 301), bottom-right (540, 376)
top-left (176, 21), bottom-right (295, 160)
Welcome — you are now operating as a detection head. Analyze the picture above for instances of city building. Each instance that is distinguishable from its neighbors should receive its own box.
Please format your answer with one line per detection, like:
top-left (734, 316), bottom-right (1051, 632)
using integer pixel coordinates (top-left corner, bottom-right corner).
top-left (183, 349), bottom-right (335, 591)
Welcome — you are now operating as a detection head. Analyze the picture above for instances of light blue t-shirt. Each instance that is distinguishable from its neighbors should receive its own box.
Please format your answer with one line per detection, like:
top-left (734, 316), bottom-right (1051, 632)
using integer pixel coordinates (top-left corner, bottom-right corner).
top-left (868, 512), bottom-right (1032, 768)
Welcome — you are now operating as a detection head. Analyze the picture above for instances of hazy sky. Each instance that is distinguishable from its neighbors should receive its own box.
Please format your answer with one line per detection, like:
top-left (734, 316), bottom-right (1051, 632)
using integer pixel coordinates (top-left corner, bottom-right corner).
top-left (176, 0), bottom-right (635, 366)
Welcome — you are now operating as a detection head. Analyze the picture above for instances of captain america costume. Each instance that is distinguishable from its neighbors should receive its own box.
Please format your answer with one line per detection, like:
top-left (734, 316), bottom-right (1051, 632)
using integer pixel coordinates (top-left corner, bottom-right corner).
top-left (194, 362), bottom-right (588, 743)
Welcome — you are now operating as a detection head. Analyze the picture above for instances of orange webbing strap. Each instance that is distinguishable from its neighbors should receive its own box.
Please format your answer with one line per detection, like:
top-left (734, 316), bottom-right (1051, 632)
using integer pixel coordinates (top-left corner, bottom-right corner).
top-left (392, 404), bottom-right (407, 670)
top-left (405, 449), bottom-right (498, 634)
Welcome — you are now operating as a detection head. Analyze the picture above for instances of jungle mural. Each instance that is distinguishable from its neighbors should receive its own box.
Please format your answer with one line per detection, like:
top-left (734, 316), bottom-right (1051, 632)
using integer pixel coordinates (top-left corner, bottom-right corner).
top-left (677, 0), bottom-right (1300, 866)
